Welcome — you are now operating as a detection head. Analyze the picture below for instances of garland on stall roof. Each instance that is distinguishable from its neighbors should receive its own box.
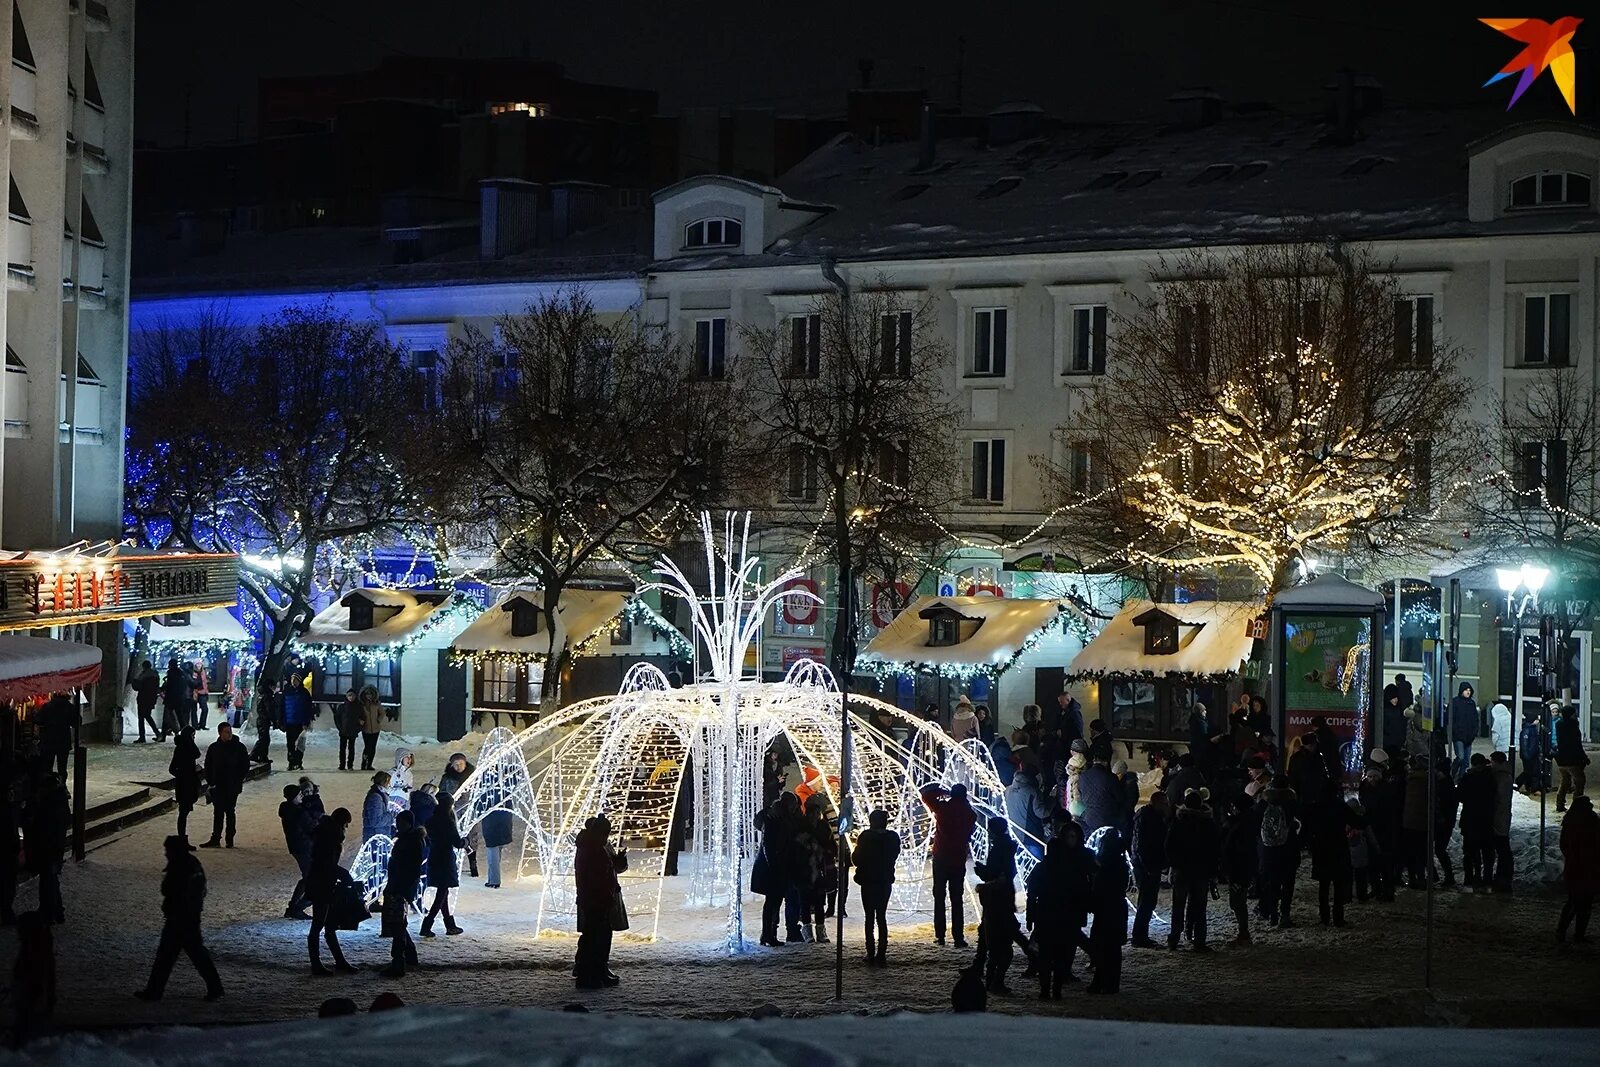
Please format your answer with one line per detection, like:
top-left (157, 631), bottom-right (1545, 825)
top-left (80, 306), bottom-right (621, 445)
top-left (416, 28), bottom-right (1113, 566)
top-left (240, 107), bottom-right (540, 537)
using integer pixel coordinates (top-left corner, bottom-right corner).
top-left (452, 597), bottom-right (694, 668)
top-left (855, 602), bottom-right (1095, 682)
top-left (298, 599), bottom-right (479, 670)
top-left (1063, 668), bottom-right (1243, 684)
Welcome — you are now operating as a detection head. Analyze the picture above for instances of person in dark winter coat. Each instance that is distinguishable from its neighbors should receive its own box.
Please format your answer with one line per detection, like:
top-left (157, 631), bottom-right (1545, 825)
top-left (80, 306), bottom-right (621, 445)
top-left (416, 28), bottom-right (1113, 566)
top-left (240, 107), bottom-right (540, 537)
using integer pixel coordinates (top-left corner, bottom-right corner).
top-left (1130, 790), bottom-right (1169, 946)
top-left (280, 674), bottom-right (313, 771)
top-left (1312, 717), bottom-right (1342, 783)
top-left (1308, 791), bottom-right (1358, 927)
top-left (135, 836), bottom-right (223, 1002)
top-left (481, 806), bottom-right (514, 889)
top-left (920, 783), bottom-right (976, 947)
top-left (161, 659), bottom-right (194, 735)
top-left (1287, 734), bottom-right (1329, 809)
top-left (1557, 796), bottom-right (1599, 942)
top-left (573, 815), bottom-right (627, 988)
top-left (409, 783), bottom-right (438, 834)
top-left (420, 792), bottom-right (465, 937)
top-left (306, 808), bottom-right (357, 975)
top-left (1382, 676), bottom-right (1411, 753)
top-left (753, 795), bottom-right (799, 946)
top-left (1086, 828), bottom-right (1130, 994)
top-left (439, 753), bottom-right (479, 879)
top-left (1448, 683), bottom-right (1480, 779)
top-left (36, 693), bottom-right (80, 779)
top-left (1489, 751), bottom-right (1516, 890)
top-left (1554, 704), bottom-right (1590, 812)
top-left (851, 808), bottom-right (901, 965)
top-left (1519, 708), bottom-right (1550, 794)
top-left (1187, 708), bottom-right (1213, 772)
top-left (1257, 777), bottom-right (1300, 926)
top-left (1005, 770), bottom-right (1052, 856)
top-left (1219, 796), bottom-right (1258, 944)
top-left (279, 783), bottom-right (318, 919)
top-left (1026, 821), bottom-right (1093, 997)
top-left (380, 812), bottom-right (426, 977)
top-left (1076, 760), bottom-right (1124, 841)
top-left (1164, 752), bottom-right (1207, 813)
top-left (334, 690), bottom-right (361, 771)
top-left (1457, 753), bottom-right (1497, 887)
top-left (249, 679), bottom-right (278, 764)
top-left (200, 724), bottom-right (249, 849)
top-left (1165, 788), bottom-right (1220, 949)
top-left (1054, 692), bottom-right (1084, 746)
top-left (363, 772), bottom-right (395, 844)
top-left (1357, 753), bottom-right (1399, 901)
top-left (132, 660), bottom-right (163, 743)
top-left (22, 775), bottom-right (69, 924)
top-left (973, 849), bottom-right (1020, 995)
top-left (168, 728), bottom-right (204, 843)
top-left (1087, 719), bottom-right (1116, 765)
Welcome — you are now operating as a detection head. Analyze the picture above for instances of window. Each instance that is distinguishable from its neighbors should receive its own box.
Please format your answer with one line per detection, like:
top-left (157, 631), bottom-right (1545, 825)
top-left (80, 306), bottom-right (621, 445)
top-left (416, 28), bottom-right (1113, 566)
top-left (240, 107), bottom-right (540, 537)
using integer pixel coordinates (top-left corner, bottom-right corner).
top-left (929, 616), bottom-right (960, 646)
top-left (616, 188), bottom-right (644, 211)
top-left (1409, 440), bottom-right (1433, 508)
top-left (1381, 579), bottom-right (1440, 665)
top-left (369, 657), bottom-right (396, 701)
top-left (1393, 296), bottom-right (1434, 366)
top-left (347, 599), bottom-right (375, 632)
top-left (13, 8), bottom-right (34, 69)
top-left (785, 444), bottom-right (819, 501)
top-left (788, 313), bottom-right (820, 377)
top-left (488, 102), bottom-right (548, 117)
top-left (9, 178), bottom-right (29, 222)
top-left (875, 440), bottom-right (909, 491)
top-left (683, 217), bottom-right (742, 249)
top-left (1510, 172), bottom-right (1592, 208)
top-left (1174, 302), bottom-right (1211, 375)
top-left (610, 614), bottom-right (633, 646)
top-left (879, 311), bottom-right (912, 377)
top-left (1144, 621), bottom-right (1178, 655)
top-left (1522, 294), bottom-right (1572, 366)
top-left (1067, 442), bottom-right (1096, 494)
top-left (1517, 439), bottom-right (1569, 510)
top-left (318, 655), bottom-right (354, 699)
top-left (1067, 305), bottom-right (1107, 374)
top-left (476, 660), bottom-right (523, 707)
top-left (411, 350), bottom-right (441, 410)
top-left (694, 317), bottom-right (727, 379)
top-left (970, 438), bottom-right (1006, 503)
top-left (971, 308), bottom-right (1008, 376)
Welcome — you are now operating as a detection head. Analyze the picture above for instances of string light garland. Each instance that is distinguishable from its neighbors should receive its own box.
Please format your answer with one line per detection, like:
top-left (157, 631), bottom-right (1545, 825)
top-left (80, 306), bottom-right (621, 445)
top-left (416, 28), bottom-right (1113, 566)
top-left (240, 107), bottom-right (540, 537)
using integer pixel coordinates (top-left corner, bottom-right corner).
top-left (297, 598), bottom-right (479, 670)
top-left (856, 601), bottom-right (1094, 681)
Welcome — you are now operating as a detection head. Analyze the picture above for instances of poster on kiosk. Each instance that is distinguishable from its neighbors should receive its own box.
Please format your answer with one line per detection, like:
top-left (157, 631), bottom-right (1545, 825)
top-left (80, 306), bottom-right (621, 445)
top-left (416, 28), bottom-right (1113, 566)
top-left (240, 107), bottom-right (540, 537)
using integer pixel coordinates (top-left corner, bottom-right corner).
top-left (1271, 574), bottom-right (1385, 780)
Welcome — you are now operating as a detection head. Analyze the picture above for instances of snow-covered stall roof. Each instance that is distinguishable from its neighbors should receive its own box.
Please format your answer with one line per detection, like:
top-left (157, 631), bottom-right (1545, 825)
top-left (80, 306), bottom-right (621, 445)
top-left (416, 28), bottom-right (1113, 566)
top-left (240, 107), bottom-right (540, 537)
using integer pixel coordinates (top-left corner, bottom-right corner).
top-left (451, 588), bottom-right (631, 664)
top-left (300, 588), bottom-right (458, 649)
top-left (856, 595), bottom-right (1080, 678)
top-left (1067, 599), bottom-right (1262, 681)
top-left (0, 635), bottom-right (102, 702)
top-left (145, 606), bottom-right (251, 648)
top-left (1273, 573), bottom-right (1385, 609)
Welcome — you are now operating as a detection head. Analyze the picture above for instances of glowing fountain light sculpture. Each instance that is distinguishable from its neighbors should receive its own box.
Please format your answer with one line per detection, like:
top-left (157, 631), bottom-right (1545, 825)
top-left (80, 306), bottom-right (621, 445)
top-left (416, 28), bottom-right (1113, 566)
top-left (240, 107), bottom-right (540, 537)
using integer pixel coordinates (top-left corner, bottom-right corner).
top-left (450, 512), bottom-right (1041, 953)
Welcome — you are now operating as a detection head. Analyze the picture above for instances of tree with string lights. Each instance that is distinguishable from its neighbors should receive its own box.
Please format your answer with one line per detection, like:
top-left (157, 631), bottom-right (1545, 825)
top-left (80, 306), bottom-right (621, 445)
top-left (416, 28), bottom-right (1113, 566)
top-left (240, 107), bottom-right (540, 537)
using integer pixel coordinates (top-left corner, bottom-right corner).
top-left (737, 282), bottom-right (962, 677)
top-left (424, 288), bottom-right (744, 699)
top-left (126, 304), bottom-right (427, 683)
top-left (1038, 243), bottom-right (1473, 601)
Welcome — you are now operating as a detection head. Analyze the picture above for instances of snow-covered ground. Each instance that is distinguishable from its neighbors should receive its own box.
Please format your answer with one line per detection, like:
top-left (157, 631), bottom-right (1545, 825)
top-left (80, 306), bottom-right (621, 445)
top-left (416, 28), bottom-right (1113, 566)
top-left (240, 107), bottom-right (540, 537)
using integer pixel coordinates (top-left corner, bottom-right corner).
top-left (5, 727), bottom-right (1597, 1039)
top-left (18, 1007), bottom-right (1599, 1067)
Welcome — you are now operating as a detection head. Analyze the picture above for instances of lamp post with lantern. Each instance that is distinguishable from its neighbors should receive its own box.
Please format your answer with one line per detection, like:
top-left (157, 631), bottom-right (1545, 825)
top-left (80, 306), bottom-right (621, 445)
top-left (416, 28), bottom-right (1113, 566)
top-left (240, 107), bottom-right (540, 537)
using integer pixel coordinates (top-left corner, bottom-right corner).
top-left (1497, 563), bottom-right (1557, 864)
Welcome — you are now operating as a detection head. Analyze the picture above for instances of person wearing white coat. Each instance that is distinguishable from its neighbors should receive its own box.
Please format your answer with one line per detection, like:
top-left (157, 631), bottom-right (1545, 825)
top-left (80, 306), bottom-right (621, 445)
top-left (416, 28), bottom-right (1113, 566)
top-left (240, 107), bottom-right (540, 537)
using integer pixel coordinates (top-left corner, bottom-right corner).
top-left (950, 696), bottom-right (980, 742)
top-left (1490, 702), bottom-right (1512, 755)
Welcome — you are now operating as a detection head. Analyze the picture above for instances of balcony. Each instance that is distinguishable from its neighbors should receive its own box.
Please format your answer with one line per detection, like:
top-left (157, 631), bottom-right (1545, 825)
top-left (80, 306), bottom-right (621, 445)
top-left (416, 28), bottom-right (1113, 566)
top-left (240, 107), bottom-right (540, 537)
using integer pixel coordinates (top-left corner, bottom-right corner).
top-left (3, 350), bottom-right (27, 437)
top-left (6, 215), bottom-right (33, 291)
top-left (58, 361), bottom-right (104, 440)
top-left (10, 63), bottom-right (38, 140)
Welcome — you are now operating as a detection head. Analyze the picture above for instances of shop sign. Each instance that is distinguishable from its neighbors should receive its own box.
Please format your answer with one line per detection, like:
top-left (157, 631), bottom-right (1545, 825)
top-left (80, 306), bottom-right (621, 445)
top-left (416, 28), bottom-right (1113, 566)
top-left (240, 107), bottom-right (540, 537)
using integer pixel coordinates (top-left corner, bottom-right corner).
top-left (0, 552), bottom-right (239, 631)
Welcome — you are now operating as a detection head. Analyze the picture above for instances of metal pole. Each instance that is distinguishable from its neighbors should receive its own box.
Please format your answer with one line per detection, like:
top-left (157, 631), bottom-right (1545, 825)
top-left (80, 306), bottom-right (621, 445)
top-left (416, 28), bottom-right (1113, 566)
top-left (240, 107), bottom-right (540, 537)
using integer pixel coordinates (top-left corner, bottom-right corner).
top-left (1538, 614), bottom-right (1554, 866)
top-left (835, 580), bottom-right (854, 1002)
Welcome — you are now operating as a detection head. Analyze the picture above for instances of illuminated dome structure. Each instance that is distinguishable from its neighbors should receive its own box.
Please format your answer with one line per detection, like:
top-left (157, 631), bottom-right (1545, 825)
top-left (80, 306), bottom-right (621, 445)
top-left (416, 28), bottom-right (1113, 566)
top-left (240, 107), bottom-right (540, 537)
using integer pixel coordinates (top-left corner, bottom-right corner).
top-left (376, 514), bottom-right (1040, 952)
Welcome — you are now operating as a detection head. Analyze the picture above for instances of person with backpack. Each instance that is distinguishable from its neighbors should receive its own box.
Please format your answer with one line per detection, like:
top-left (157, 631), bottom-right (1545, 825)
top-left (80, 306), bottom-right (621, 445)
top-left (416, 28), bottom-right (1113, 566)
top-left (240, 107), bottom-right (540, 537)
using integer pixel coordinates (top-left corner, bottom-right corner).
top-left (1165, 787), bottom-right (1220, 950)
top-left (1257, 775), bottom-right (1300, 927)
top-left (850, 808), bottom-right (901, 966)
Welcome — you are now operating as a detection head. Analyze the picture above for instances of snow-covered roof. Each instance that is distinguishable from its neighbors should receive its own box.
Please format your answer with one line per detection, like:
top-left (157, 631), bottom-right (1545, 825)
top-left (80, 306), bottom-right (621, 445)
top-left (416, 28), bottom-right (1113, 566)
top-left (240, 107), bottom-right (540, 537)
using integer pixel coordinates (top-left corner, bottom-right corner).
top-left (301, 589), bottom-right (456, 648)
top-left (1067, 599), bottom-right (1262, 680)
top-left (146, 607), bottom-right (250, 646)
top-left (451, 588), bottom-right (629, 662)
top-left (1273, 573), bottom-right (1385, 609)
top-left (0, 635), bottom-right (103, 701)
top-left (857, 595), bottom-right (1077, 674)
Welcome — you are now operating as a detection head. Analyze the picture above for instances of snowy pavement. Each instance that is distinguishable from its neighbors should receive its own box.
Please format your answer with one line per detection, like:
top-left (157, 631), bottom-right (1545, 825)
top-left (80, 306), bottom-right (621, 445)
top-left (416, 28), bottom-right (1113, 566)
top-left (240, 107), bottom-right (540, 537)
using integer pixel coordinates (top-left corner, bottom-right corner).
top-left (6, 729), bottom-right (1599, 1037)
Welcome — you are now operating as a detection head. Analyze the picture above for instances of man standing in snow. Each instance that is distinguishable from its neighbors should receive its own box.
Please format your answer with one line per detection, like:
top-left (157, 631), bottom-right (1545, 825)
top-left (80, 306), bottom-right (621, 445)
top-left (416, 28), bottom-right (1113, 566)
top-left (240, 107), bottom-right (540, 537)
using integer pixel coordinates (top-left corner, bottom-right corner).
top-left (134, 836), bottom-right (223, 1003)
top-left (920, 783), bottom-right (976, 947)
top-left (249, 678), bottom-right (278, 765)
top-left (201, 724), bottom-right (250, 849)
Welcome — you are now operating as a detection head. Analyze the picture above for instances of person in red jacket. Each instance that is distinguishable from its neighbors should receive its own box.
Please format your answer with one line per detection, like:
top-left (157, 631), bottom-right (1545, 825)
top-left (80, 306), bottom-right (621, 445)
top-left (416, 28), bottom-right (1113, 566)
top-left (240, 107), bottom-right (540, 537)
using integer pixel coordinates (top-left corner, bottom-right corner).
top-left (920, 783), bottom-right (976, 947)
top-left (1557, 795), bottom-right (1599, 943)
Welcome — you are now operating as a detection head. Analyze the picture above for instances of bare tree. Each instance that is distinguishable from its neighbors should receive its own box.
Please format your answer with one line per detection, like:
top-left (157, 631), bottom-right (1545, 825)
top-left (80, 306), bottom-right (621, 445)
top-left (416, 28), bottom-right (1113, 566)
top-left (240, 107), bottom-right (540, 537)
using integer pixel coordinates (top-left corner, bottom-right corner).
top-left (738, 283), bottom-right (962, 676)
top-left (127, 304), bottom-right (425, 682)
top-left (1038, 243), bottom-right (1473, 600)
top-left (428, 288), bottom-right (743, 697)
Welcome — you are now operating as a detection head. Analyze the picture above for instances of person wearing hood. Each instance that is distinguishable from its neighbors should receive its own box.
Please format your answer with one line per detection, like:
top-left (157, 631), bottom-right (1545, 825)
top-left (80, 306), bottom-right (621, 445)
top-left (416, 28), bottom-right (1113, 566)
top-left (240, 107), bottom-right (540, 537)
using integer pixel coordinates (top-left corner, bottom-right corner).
top-left (950, 695), bottom-right (980, 742)
top-left (573, 815), bottom-right (628, 988)
top-left (134, 836), bottom-right (223, 1002)
top-left (1025, 821), bottom-right (1092, 998)
top-left (1346, 798), bottom-right (1381, 903)
top-left (306, 808), bottom-right (358, 975)
top-left (1076, 758), bottom-right (1124, 842)
top-left (363, 772), bottom-right (396, 844)
top-left (168, 728), bottom-right (204, 845)
top-left (1519, 706), bottom-right (1551, 794)
top-left (920, 783), bottom-right (976, 947)
top-left (1130, 790), bottom-right (1170, 947)
top-left (1087, 719), bottom-right (1116, 765)
top-left (1085, 828), bottom-right (1130, 994)
top-left (1308, 791), bottom-right (1358, 927)
top-left (280, 671), bottom-right (313, 772)
top-left (1489, 751), bottom-right (1515, 891)
top-left (389, 749), bottom-right (416, 801)
top-left (1114, 759), bottom-right (1139, 826)
top-left (1382, 677), bottom-right (1410, 754)
top-left (1457, 752), bottom-right (1496, 888)
top-left (334, 690), bottom-right (361, 772)
top-left (440, 752), bottom-right (479, 879)
top-left (1490, 702), bottom-right (1512, 756)
top-left (990, 733), bottom-right (1015, 787)
top-left (132, 660), bottom-right (163, 743)
top-left (753, 793), bottom-right (799, 947)
top-left (1004, 770), bottom-right (1052, 857)
top-left (1557, 796), bottom-right (1599, 942)
top-left (1164, 787), bottom-right (1220, 950)
top-left (975, 704), bottom-right (997, 747)
top-left (1219, 795), bottom-right (1259, 944)
top-left (1448, 683), bottom-right (1480, 780)
top-left (379, 811), bottom-right (426, 977)
top-left (851, 808), bottom-right (901, 966)
top-left (358, 686), bottom-right (384, 771)
top-left (1257, 776), bottom-right (1301, 926)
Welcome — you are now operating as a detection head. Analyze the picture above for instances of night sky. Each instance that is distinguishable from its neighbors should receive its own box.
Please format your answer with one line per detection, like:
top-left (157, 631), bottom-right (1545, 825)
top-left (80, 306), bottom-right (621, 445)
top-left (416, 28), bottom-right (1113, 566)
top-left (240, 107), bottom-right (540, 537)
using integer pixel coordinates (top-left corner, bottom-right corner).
top-left (136, 2), bottom-right (1579, 147)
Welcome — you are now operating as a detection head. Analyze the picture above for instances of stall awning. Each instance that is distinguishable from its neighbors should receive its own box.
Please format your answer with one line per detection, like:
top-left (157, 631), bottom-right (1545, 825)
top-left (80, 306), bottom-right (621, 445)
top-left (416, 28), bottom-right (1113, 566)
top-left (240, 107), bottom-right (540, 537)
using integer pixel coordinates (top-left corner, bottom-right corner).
top-left (451, 588), bottom-right (629, 665)
top-left (1067, 599), bottom-right (1262, 681)
top-left (0, 635), bottom-right (102, 702)
top-left (856, 595), bottom-right (1082, 678)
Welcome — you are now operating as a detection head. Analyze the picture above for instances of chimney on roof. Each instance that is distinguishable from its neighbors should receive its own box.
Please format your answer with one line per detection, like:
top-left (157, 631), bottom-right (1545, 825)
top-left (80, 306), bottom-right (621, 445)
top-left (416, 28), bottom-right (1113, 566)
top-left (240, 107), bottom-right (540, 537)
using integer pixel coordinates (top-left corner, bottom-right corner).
top-left (1168, 88), bottom-right (1223, 128)
top-left (480, 178), bottom-right (541, 259)
top-left (918, 101), bottom-right (937, 170)
top-left (1324, 69), bottom-right (1382, 142)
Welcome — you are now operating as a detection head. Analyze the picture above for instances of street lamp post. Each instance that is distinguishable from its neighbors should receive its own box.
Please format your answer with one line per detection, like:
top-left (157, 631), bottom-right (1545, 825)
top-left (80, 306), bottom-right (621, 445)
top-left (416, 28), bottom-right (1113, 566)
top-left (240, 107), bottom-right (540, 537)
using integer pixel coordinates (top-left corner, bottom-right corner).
top-left (1495, 563), bottom-right (1549, 775)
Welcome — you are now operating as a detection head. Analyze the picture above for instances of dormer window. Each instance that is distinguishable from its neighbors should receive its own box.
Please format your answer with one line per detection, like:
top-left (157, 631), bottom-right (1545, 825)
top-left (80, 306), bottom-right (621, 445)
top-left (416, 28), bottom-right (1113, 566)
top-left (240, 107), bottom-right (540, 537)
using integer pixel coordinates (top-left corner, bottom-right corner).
top-left (1510, 171), bottom-right (1592, 209)
top-left (930, 616), bottom-right (959, 646)
top-left (684, 217), bottom-right (742, 250)
top-left (348, 599), bottom-right (375, 632)
top-left (1133, 607), bottom-right (1185, 655)
top-left (920, 603), bottom-right (982, 647)
top-left (506, 599), bottom-right (541, 639)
